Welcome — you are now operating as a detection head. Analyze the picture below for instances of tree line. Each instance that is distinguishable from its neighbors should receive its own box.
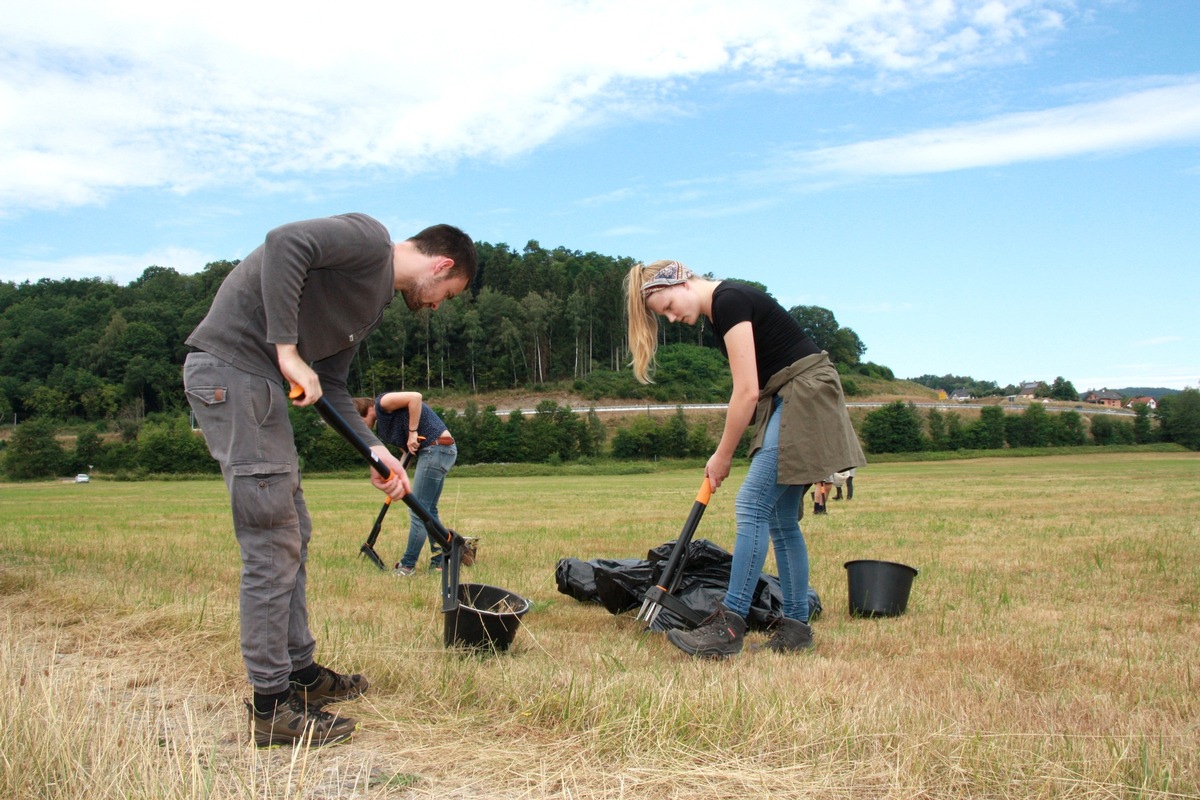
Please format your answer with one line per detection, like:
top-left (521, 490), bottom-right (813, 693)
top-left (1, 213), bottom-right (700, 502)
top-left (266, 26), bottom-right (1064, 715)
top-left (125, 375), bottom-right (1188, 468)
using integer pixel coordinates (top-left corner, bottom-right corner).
top-left (859, 394), bottom-right (1200, 454)
top-left (0, 241), bottom-right (875, 426)
top-left (5, 389), bottom-right (1198, 481)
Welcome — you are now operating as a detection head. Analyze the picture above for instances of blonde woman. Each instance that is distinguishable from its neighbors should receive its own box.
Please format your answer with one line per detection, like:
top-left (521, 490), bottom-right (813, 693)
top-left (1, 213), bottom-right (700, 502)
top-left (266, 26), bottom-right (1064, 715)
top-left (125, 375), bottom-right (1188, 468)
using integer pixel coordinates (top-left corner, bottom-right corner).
top-left (625, 261), bottom-right (865, 658)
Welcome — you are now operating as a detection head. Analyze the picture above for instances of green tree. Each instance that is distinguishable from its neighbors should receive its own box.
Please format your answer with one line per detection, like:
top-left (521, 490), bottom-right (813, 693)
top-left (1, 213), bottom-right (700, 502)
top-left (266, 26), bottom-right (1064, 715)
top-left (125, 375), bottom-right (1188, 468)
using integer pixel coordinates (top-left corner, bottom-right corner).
top-left (945, 411), bottom-right (967, 449)
top-left (788, 305), bottom-right (839, 350)
top-left (1089, 413), bottom-right (1116, 445)
top-left (74, 426), bottom-right (104, 471)
top-left (1049, 410), bottom-right (1088, 446)
top-left (1130, 403), bottom-right (1154, 444)
top-left (1007, 403), bottom-right (1052, 448)
top-left (1158, 389), bottom-right (1200, 450)
top-left (611, 416), bottom-right (666, 459)
top-left (3, 418), bottom-right (68, 479)
top-left (25, 384), bottom-right (71, 420)
top-left (961, 406), bottom-right (1006, 450)
top-left (137, 416), bottom-right (219, 474)
top-left (926, 408), bottom-right (947, 450)
top-left (524, 400), bottom-right (575, 462)
top-left (861, 401), bottom-right (926, 454)
top-left (1048, 376), bottom-right (1079, 401)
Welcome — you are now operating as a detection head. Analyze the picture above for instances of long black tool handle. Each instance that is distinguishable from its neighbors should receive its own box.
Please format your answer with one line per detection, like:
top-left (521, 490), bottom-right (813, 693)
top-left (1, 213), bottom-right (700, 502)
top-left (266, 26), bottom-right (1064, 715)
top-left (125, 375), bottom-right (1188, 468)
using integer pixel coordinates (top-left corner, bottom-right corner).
top-left (302, 391), bottom-right (462, 610)
top-left (654, 478), bottom-right (712, 592)
top-left (305, 395), bottom-right (457, 551)
top-left (307, 395), bottom-right (393, 478)
top-left (363, 449), bottom-right (413, 549)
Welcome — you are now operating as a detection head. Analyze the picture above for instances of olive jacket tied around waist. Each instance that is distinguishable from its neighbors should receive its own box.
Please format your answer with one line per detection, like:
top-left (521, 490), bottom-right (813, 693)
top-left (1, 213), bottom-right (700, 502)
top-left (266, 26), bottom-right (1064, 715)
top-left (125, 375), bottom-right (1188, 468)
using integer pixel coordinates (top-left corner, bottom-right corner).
top-left (748, 351), bottom-right (867, 486)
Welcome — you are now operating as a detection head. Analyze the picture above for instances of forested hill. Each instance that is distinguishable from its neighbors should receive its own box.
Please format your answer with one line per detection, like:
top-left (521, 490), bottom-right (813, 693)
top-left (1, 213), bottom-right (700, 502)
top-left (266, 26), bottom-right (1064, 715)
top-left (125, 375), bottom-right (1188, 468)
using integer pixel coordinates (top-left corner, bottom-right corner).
top-left (0, 241), bottom-right (882, 424)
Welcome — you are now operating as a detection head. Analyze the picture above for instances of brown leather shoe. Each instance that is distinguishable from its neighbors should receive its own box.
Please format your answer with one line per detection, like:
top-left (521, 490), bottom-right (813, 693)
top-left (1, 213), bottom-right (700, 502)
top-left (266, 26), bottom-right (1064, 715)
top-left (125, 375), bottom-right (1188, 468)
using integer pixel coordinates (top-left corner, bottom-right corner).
top-left (753, 617), bottom-right (814, 653)
top-left (290, 664), bottom-right (369, 707)
top-left (247, 693), bottom-right (357, 748)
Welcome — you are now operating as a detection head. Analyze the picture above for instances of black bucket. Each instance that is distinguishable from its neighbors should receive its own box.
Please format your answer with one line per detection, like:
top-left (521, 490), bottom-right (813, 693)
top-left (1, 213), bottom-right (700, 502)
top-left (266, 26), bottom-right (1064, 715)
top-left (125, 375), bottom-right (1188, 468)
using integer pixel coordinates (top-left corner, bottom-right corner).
top-left (844, 559), bottom-right (918, 617)
top-left (443, 583), bottom-right (531, 651)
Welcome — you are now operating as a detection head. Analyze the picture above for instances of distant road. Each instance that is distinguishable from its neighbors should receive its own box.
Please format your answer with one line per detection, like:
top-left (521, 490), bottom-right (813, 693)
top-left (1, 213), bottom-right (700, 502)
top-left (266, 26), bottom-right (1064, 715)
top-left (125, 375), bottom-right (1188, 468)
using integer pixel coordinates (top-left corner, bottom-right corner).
top-left (488, 401), bottom-right (1135, 418)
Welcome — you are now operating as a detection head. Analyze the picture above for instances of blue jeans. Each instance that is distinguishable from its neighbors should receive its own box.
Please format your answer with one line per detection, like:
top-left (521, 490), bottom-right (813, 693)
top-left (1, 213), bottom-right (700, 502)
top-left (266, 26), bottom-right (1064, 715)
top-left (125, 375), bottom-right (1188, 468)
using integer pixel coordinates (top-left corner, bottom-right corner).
top-left (399, 443), bottom-right (457, 569)
top-left (723, 397), bottom-right (810, 622)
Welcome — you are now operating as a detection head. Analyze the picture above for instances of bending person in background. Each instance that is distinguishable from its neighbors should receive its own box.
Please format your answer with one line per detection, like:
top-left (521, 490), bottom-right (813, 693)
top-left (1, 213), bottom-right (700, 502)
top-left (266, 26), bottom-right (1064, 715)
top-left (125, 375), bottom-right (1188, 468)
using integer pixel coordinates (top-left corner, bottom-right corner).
top-left (625, 260), bottom-right (865, 658)
top-left (356, 392), bottom-right (458, 575)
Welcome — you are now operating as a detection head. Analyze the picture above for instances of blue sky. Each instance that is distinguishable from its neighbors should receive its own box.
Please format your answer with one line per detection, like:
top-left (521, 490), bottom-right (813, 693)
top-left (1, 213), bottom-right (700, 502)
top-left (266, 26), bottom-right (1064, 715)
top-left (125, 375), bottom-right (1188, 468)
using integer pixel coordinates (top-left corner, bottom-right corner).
top-left (2, 1), bottom-right (1197, 391)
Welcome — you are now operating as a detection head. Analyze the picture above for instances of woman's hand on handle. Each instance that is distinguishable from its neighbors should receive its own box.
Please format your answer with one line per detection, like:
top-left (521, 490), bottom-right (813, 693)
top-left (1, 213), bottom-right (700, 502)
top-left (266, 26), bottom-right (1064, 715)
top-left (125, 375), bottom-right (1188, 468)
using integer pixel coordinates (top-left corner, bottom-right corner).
top-left (705, 451), bottom-right (732, 491)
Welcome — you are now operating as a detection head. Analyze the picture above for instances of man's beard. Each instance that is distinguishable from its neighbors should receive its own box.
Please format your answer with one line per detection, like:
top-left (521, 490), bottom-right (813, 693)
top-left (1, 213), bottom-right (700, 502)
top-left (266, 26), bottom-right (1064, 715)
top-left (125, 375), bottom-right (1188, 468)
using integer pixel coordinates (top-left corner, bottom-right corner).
top-left (400, 287), bottom-right (423, 312)
top-left (399, 274), bottom-right (435, 311)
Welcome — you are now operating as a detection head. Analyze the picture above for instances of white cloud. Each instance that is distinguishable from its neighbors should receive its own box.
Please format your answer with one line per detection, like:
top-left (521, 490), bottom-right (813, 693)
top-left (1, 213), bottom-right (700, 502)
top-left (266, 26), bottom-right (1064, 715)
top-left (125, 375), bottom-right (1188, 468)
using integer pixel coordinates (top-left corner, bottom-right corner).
top-left (1, 0), bottom-right (1070, 212)
top-left (788, 80), bottom-right (1200, 177)
top-left (1134, 335), bottom-right (1184, 347)
top-left (0, 248), bottom-right (211, 286)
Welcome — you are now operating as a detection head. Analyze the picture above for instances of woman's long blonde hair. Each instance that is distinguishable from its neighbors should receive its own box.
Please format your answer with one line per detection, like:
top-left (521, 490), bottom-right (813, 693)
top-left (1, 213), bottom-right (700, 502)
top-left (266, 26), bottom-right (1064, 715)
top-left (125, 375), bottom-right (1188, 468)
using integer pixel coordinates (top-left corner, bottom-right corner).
top-left (624, 259), bottom-right (684, 384)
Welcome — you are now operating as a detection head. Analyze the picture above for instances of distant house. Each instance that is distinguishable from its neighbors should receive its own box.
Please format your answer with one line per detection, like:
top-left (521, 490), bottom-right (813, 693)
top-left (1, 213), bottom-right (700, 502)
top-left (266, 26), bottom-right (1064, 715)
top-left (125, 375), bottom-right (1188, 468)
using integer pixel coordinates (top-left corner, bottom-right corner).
top-left (1015, 381), bottom-right (1043, 400)
top-left (1125, 396), bottom-right (1157, 410)
top-left (1082, 390), bottom-right (1123, 408)
top-left (950, 388), bottom-right (974, 402)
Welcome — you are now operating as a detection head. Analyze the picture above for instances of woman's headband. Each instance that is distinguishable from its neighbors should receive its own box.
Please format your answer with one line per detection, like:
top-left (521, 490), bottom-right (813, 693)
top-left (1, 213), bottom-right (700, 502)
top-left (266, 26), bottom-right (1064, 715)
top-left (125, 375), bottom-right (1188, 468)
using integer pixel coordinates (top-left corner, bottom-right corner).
top-left (640, 261), bottom-right (694, 299)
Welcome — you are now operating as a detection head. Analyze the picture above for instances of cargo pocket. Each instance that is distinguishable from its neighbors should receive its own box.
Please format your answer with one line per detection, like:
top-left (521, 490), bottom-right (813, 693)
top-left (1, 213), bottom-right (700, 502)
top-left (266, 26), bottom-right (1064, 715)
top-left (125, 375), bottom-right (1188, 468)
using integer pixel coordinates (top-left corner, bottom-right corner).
top-left (231, 468), bottom-right (299, 533)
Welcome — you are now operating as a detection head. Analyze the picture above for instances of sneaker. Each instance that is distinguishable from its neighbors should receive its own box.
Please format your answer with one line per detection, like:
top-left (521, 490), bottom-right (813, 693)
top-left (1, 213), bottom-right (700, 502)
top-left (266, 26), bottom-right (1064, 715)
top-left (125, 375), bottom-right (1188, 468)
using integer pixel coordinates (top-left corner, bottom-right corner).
top-left (753, 617), bottom-right (814, 653)
top-left (392, 564), bottom-right (415, 576)
top-left (429, 563), bottom-right (443, 573)
top-left (289, 664), bottom-right (369, 707)
top-left (665, 603), bottom-right (746, 659)
top-left (247, 693), bottom-right (357, 748)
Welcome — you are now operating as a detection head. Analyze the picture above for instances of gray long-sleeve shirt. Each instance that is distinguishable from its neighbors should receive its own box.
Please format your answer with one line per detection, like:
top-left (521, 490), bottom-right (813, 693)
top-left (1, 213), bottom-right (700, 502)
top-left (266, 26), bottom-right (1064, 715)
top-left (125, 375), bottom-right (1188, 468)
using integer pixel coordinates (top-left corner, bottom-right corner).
top-left (187, 213), bottom-right (395, 448)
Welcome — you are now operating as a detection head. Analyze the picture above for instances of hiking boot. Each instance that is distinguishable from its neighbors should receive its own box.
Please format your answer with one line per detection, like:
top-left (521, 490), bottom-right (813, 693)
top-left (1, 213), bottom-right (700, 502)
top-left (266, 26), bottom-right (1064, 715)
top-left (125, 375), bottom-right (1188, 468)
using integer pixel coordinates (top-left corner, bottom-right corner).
top-left (753, 617), bottom-right (814, 653)
top-left (289, 664), bottom-right (369, 707)
top-left (247, 693), bottom-right (357, 748)
top-left (666, 603), bottom-right (746, 659)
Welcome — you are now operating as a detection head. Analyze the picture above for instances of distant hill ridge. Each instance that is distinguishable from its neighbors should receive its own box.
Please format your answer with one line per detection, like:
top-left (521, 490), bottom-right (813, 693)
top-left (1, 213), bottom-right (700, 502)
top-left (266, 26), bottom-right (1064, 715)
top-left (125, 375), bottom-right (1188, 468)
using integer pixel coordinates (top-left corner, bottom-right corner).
top-left (1110, 387), bottom-right (1181, 399)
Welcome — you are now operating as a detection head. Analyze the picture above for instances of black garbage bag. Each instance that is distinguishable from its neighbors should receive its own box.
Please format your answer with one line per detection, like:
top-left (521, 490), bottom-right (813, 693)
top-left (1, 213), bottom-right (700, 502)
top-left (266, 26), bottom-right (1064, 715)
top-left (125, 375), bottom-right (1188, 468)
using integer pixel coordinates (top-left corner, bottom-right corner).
top-left (559, 538), bottom-right (821, 633)
top-left (593, 558), bottom-right (655, 614)
top-left (554, 557), bottom-right (600, 603)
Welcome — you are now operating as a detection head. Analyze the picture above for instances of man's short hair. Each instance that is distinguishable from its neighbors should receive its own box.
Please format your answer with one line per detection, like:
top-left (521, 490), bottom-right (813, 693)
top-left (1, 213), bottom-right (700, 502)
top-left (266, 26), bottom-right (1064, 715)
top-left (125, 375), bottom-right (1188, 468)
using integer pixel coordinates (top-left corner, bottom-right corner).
top-left (408, 224), bottom-right (478, 284)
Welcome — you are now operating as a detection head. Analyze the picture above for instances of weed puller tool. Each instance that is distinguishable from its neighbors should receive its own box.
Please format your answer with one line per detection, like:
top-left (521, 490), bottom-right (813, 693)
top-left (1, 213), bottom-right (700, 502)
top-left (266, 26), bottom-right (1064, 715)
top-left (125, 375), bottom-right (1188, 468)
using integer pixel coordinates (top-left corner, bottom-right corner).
top-left (636, 477), bottom-right (712, 629)
top-left (360, 499), bottom-right (392, 570)
top-left (293, 387), bottom-right (530, 651)
top-left (290, 388), bottom-right (463, 609)
top-left (359, 441), bottom-right (420, 571)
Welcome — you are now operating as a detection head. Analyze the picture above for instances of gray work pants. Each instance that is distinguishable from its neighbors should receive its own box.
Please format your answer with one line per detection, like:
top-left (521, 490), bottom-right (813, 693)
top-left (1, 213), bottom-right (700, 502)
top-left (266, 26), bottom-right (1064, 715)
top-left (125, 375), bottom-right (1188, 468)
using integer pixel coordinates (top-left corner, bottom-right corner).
top-left (183, 351), bottom-right (316, 694)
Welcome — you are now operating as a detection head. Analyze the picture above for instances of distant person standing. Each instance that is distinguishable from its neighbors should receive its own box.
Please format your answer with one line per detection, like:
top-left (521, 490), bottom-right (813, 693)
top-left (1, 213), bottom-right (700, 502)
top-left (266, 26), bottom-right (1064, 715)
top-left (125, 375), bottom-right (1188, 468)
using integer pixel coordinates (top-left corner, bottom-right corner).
top-left (811, 480), bottom-right (831, 515)
top-left (832, 468), bottom-right (855, 500)
top-left (356, 392), bottom-right (458, 574)
top-left (184, 214), bottom-right (476, 746)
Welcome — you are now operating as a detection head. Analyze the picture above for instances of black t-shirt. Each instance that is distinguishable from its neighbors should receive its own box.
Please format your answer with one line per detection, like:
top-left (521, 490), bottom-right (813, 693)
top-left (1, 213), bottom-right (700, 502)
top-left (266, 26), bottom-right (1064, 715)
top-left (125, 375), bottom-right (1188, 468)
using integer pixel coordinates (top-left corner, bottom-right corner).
top-left (710, 282), bottom-right (821, 389)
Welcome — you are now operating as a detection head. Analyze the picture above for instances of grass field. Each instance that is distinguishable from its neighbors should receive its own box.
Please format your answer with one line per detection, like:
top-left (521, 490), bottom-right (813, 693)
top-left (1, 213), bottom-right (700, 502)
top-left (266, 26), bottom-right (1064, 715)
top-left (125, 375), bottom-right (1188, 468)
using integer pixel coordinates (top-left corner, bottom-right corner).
top-left (2, 452), bottom-right (1199, 799)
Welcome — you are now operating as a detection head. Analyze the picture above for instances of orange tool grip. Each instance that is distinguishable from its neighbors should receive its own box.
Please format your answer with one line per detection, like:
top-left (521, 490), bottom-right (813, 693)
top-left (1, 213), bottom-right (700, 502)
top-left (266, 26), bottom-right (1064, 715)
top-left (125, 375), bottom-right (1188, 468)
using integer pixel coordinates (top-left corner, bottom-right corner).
top-left (696, 477), bottom-right (712, 505)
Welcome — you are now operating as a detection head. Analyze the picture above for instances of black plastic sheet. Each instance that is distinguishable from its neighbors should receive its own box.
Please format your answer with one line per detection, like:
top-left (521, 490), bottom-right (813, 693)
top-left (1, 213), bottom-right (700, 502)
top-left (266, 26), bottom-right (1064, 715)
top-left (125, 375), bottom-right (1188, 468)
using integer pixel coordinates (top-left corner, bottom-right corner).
top-left (555, 538), bottom-right (822, 632)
